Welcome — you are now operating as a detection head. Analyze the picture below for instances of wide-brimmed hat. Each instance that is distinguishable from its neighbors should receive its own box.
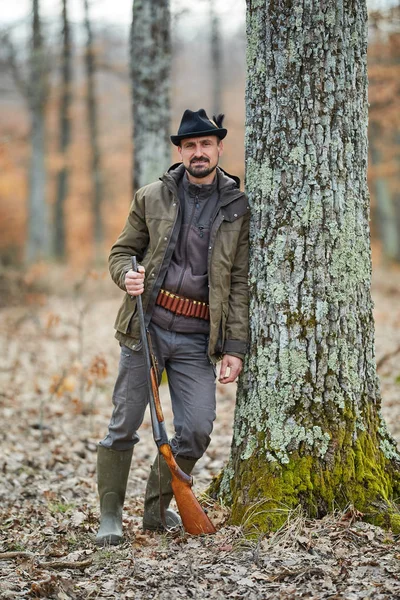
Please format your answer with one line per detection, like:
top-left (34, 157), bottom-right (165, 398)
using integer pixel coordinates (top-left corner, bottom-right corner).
top-left (170, 109), bottom-right (227, 146)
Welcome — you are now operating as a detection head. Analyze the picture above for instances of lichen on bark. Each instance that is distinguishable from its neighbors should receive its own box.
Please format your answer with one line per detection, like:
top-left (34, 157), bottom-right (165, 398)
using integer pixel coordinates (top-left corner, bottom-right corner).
top-left (131, 0), bottom-right (171, 192)
top-left (212, 0), bottom-right (400, 533)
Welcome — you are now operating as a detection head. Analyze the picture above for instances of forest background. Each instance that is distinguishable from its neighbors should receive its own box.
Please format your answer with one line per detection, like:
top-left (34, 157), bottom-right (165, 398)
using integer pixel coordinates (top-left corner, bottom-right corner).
top-left (0, 0), bottom-right (399, 268)
top-left (1, 1), bottom-right (400, 599)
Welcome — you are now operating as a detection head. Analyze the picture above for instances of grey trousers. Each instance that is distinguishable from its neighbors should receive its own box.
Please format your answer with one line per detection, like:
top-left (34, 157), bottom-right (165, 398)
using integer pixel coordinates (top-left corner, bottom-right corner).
top-left (100, 322), bottom-right (217, 459)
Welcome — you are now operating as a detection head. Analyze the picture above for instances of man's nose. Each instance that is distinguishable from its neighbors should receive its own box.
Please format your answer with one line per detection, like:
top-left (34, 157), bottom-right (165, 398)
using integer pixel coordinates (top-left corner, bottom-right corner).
top-left (194, 145), bottom-right (203, 156)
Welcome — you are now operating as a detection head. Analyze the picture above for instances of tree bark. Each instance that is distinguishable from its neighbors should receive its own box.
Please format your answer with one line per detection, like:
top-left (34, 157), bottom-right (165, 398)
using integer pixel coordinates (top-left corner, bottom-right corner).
top-left (130, 0), bottom-right (171, 193)
top-left (26, 0), bottom-right (49, 263)
top-left (214, 0), bottom-right (400, 534)
top-left (54, 0), bottom-right (72, 260)
top-left (83, 0), bottom-right (104, 256)
top-left (210, 1), bottom-right (222, 116)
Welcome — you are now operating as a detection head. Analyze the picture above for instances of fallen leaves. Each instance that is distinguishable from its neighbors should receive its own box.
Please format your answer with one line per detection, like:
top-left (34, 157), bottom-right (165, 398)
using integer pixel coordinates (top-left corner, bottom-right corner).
top-left (69, 512), bottom-right (86, 530)
top-left (340, 506), bottom-right (365, 527)
top-left (30, 573), bottom-right (58, 598)
top-left (0, 270), bottom-right (399, 599)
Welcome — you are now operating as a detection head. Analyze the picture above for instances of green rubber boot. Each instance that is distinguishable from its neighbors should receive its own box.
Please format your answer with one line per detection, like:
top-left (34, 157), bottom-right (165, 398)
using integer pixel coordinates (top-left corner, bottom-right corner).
top-left (95, 445), bottom-right (133, 546)
top-left (142, 454), bottom-right (197, 532)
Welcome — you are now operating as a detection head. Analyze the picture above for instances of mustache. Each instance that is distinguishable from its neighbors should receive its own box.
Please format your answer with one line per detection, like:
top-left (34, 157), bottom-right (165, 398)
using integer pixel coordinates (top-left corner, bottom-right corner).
top-left (190, 158), bottom-right (209, 165)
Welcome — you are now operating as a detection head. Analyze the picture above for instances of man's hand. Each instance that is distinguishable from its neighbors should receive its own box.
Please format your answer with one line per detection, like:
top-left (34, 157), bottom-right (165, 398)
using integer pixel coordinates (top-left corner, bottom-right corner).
top-left (219, 354), bottom-right (243, 384)
top-left (125, 265), bottom-right (145, 296)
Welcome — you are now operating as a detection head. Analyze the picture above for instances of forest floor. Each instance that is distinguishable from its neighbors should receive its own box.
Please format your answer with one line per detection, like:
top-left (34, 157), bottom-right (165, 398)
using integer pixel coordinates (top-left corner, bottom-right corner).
top-left (0, 262), bottom-right (399, 600)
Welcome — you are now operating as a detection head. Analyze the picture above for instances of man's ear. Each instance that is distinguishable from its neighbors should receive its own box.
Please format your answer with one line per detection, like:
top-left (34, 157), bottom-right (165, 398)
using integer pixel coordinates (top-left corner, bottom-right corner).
top-left (218, 140), bottom-right (224, 156)
top-left (177, 145), bottom-right (183, 160)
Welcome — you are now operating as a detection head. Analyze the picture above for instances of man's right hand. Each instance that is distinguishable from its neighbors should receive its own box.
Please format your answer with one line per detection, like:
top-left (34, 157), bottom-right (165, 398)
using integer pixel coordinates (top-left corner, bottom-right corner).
top-left (125, 265), bottom-right (145, 296)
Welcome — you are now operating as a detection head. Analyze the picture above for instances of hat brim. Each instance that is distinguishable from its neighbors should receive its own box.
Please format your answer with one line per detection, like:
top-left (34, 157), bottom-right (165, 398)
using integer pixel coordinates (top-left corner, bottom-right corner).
top-left (170, 128), bottom-right (227, 146)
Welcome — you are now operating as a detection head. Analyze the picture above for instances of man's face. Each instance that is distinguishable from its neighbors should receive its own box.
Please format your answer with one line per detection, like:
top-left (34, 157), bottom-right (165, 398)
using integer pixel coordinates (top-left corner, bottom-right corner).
top-left (178, 136), bottom-right (223, 181)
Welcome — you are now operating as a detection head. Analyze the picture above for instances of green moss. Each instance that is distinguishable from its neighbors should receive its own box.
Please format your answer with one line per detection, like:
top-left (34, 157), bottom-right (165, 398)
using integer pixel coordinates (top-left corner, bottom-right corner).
top-left (388, 513), bottom-right (400, 535)
top-left (223, 429), bottom-right (400, 534)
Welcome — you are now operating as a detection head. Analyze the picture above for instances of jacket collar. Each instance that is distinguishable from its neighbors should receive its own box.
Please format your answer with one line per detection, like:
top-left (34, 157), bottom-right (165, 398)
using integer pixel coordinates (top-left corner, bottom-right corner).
top-left (161, 163), bottom-right (243, 205)
top-left (182, 170), bottom-right (218, 199)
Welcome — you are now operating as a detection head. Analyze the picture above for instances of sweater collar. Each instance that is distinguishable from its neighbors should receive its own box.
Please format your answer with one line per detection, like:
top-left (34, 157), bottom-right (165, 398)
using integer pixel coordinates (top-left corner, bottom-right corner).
top-left (182, 170), bottom-right (218, 199)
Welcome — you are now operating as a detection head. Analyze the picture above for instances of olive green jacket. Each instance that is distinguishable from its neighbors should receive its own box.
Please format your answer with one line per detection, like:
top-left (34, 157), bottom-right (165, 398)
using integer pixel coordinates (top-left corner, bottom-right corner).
top-left (109, 164), bottom-right (250, 363)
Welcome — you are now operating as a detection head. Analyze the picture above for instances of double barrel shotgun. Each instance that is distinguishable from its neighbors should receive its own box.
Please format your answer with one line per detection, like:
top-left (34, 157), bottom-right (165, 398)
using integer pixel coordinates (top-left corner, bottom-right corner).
top-left (131, 256), bottom-right (216, 535)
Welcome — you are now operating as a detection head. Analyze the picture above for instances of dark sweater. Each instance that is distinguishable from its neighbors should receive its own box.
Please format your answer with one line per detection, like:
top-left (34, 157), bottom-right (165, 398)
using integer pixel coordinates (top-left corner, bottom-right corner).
top-left (151, 171), bottom-right (219, 334)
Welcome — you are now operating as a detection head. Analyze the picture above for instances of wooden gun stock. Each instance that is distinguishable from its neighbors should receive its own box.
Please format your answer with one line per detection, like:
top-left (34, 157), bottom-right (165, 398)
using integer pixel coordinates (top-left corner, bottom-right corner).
top-left (132, 256), bottom-right (216, 535)
top-left (159, 444), bottom-right (216, 535)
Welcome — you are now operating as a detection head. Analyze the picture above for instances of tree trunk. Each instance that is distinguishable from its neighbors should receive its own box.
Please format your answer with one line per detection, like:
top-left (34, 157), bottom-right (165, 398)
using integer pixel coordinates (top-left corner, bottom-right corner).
top-left (26, 0), bottom-right (49, 263)
top-left (210, 1), bottom-right (222, 116)
top-left (130, 0), bottom-right (171, 193)
top-left (214, 0), bottom-right (400, 533)
top-left (369, 121), bottom-right (399, 262)
top-left (54, 0), bottom-right (72, 260)
top-left (83, 0), bottom-right (104, 256)
top-left (394, 131), bottom-right (400, 263)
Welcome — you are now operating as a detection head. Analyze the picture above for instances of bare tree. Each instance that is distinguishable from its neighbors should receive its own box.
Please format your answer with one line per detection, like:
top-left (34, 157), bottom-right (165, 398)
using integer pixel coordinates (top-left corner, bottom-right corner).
top-left (213, 0), bottom-right (400, 532)
top-left (368, 7), bottom-right (400, 263)
top-left (130, 0), bottom-right (171, 193)
top-left (370, 121), bottom-right (399, 261)
top-left (210, 1), bottom-right (222, 116)
top-left (26, 0), bottom-right (50, 263)
top-left (83, 0), bottom-right (104, 255)
top-left (54, 0), bottom-right (73, 260)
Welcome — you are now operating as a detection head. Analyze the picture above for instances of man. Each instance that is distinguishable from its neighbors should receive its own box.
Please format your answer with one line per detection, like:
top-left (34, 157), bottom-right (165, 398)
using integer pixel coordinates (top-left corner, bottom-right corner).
top-left (96, 109), bottom-right (249, 545)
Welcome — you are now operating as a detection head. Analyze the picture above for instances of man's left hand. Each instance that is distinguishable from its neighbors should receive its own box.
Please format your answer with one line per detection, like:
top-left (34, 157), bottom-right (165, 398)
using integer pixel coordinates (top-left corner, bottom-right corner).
top-left (219, 355), bottom-right (243, 384)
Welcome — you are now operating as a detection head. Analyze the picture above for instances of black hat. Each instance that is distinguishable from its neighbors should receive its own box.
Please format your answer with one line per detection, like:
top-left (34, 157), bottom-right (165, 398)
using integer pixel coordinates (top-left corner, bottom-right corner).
top-left (170, 109), bottom-right (227, 146)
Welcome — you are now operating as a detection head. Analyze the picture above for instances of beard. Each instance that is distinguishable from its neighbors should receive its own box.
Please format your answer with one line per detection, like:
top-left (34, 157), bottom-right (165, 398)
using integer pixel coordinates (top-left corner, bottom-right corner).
top-left (186, 158), bottom-right (217, 179)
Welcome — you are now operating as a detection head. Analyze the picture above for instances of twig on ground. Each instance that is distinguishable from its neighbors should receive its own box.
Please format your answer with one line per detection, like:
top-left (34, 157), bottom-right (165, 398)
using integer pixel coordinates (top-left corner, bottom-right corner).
top-left (0, 551), bottom-right (34, 559)
top-left (0, 552), bottom-right (92, 571)
top-left (38, 558), bottom-right (93, 570)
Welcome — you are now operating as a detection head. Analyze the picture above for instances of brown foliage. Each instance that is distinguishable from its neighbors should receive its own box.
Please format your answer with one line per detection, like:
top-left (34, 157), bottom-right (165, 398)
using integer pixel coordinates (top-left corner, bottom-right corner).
top-left (0, 264), bottom-right (399, 598)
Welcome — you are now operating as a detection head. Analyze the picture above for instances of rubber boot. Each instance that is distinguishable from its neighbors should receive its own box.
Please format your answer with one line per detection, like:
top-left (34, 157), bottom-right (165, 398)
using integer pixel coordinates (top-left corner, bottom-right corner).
top-left (95, 445), bottom-right (133, 546)
top-left (142, 454), bottom-right (197, 532)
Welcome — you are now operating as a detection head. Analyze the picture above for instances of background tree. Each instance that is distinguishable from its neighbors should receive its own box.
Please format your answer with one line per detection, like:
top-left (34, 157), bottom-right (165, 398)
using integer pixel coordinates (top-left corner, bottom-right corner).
top-left (83, 0), bottom-right (104, 256)
top-left (130, 0), bottom-right (171, 193)
top-left (369, 120), bottom-right (398, 261)
top-left (210, 0), bottom-right (222, 116)
top-left (213, 0), bottom-right (400, 532)
top-left (26, 0), bottom-right (50, 263)
top-left (0, 2), bottom-right (399, 268)
top-left (368, 6), bottom-right (400, 262)
top-left (53, 0), bottom-right (73, 260)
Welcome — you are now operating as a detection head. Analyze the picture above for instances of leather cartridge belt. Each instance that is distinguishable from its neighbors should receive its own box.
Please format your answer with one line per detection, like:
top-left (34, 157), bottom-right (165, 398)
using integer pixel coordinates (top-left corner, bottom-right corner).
top-left (156, 289), bottom-right (210, 321)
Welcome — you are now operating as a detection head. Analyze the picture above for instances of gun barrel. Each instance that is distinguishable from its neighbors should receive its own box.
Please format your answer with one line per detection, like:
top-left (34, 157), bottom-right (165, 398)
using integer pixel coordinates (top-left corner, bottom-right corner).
top-left (131, 256), bottom-right (168, 446)
top-left (131, 255), bottom-right (215, 535)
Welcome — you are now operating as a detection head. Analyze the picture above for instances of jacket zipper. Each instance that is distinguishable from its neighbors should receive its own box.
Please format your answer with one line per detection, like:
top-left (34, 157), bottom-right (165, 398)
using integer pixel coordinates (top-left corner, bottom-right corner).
top-left (167, 192), bottom-right (199, 330)
top-left (144, 184), bottom-right (181, 324)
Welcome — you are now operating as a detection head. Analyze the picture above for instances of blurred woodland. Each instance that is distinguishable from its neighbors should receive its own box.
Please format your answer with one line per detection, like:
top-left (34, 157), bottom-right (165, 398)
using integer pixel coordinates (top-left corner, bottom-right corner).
top-left (0, 2), bottom-right (398, 269)
top-left (1, 4), bottom-right (400, 598)
top-left (0, 0), bottom-right (246, 268)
